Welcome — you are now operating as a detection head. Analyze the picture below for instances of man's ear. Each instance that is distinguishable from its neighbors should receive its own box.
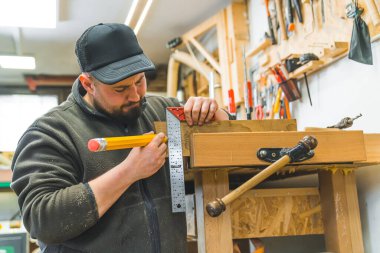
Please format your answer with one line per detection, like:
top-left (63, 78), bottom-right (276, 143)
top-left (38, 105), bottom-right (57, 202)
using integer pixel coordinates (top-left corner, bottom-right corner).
top-left (79, 73), bottom-right (94, 94)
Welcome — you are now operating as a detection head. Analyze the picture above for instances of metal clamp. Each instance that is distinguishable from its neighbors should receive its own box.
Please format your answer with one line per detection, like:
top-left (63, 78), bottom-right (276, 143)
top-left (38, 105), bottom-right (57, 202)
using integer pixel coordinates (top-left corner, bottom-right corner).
top-left (257, 138), bottom-right (316, 163)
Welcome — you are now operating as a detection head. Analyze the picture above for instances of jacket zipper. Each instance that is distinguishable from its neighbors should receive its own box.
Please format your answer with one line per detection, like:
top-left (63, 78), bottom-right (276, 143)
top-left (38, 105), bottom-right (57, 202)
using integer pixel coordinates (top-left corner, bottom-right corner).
top-left (139, 180), bottom-right (161, 253)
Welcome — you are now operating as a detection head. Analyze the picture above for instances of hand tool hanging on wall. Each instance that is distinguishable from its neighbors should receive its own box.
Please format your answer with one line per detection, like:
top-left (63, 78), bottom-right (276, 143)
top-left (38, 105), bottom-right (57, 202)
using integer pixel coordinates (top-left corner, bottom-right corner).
top-left (206, 136), bottom-right (318, 217)
top-left (254, 83), bottom-right (264, 120)
top-left (304, 0), bottom-right (316, 38)
top-left (321, 0), bottom-right (326, 23)
top-left (284, 53), bottom-right (318, 106)
top-left (346, 0), bottom-right (373, 64)
top-left (284, 96), bottom-right (292, 118)
top-left (265, 0), bottom-right (277, 44)
top-left (228, 89), bottom-right (237, 118)
top-left (303, 73), bottom-right (313, 106)
top-left (242, 47), bottom-right (253, 120)
top-left (292, 0), bottom-right (303, 22)
top-left (273, 64), bottom-right (302, 102)
top-left (285, 0), bottom-right (295, 33)
top-left (327, 114), bottom-right (362, 129)
top-left (275, 0), bottom-right (288, 41)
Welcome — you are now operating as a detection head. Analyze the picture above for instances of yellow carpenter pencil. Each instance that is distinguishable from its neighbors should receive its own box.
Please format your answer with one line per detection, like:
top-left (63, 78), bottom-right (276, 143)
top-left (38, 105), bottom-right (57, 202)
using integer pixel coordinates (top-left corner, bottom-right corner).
top-left (88, 134), bottom-right (167, 152)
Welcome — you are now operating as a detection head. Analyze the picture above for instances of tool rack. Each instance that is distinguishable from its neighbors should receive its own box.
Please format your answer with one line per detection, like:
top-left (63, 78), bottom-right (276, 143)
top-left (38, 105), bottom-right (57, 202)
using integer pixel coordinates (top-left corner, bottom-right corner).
top-left (155, 119), bottom-right (380, 253)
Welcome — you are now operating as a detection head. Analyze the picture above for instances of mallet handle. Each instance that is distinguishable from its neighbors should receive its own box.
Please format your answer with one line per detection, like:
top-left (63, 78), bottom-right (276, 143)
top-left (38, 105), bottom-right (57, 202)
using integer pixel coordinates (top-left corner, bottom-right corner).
top-left (223, 155), bottom-right (290, 205)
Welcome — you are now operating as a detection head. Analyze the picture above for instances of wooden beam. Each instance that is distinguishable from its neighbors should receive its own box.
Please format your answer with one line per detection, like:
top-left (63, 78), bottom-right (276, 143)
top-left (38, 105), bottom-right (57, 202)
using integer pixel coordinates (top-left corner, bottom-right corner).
top-left (167, 56), bottom-right (180, 97)
top-left (190, 131), bottom-right (366, 167)
top-left (182, 16), bottom-right (219, 42)
top-left (318, 170), bottom-right (364, 253)
top-left (188, 37), bottom-right (221, 74)
top-left (154, 119), bottom-right (297, 156)
top-left (361, 134), bottom-right (380, 164)
top-left (202, 170), bottom-right (233, 253)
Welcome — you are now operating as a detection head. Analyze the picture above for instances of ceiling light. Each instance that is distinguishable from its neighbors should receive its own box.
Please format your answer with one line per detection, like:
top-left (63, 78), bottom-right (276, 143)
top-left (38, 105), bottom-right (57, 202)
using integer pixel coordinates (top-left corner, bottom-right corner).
top-left (0, 0), bottom-right (56, 28)
top-left (134, 0), bottom-right (153, 35)
top-left (0, 56), bottom-right (36, 70)
top-left (125, 0), bottom-right (139, 26)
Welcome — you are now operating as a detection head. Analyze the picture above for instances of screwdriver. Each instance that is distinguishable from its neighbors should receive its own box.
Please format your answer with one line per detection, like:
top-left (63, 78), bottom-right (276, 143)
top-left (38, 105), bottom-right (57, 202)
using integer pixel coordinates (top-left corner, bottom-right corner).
top-left (242, 47), bottom-right (253, 119)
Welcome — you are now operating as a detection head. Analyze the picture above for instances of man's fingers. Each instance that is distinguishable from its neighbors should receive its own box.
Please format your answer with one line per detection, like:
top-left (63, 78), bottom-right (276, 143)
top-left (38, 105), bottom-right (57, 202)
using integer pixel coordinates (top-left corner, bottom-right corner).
top-left (191, 98), bottom-right (203, 126)
top-left (149, 132), bottom-right (166, 146)
top-left (205, 101), bottom-right (218, 123)
top-left (184, 97), bottom-right (195, 126)
top-left (198, 99), bottom-right (211, 126)
top-left (158, 142), bottom-right (167, 155)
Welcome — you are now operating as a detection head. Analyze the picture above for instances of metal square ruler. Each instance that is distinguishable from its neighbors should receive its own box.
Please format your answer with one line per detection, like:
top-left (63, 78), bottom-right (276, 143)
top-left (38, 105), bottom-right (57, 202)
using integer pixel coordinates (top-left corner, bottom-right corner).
top-left (166, 107), bottom-right (186, 212)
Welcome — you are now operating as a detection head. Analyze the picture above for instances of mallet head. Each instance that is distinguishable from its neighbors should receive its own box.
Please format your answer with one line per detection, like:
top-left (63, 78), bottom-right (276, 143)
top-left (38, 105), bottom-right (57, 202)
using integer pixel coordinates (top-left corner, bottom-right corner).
top-left (206, 198), bottom-right (226, 217)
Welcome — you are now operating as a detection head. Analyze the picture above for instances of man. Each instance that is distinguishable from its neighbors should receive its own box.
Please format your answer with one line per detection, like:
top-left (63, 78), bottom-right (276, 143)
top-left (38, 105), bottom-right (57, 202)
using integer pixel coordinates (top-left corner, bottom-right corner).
top-left (11, 23), bottom-right (229, 253)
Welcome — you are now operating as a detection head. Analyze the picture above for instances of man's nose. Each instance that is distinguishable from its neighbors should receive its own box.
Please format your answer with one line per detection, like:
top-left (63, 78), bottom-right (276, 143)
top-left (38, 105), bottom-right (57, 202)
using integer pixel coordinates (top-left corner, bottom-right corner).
top-left (127, 84), bottom-right (140, 102)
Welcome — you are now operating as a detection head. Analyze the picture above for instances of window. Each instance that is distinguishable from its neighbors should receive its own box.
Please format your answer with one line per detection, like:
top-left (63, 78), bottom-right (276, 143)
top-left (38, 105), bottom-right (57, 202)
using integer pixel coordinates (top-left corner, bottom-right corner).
top-left (0, 94), bottom-right (58, 151)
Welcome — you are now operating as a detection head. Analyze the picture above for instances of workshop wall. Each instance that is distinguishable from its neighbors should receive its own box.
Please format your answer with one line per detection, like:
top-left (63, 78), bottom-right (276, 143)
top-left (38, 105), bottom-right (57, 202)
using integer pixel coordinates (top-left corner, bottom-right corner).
top-left (248, 0), bottom-right (380, 252)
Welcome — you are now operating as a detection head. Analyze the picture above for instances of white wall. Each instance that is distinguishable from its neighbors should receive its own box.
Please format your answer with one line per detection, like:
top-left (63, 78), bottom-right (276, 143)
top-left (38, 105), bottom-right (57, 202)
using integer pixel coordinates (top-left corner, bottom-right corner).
top-left (248, 1), bottom-right (380, 252)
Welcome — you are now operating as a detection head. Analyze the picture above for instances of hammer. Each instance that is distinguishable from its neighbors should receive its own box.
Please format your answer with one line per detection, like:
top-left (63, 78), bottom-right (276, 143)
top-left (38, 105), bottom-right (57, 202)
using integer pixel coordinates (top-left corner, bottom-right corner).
top-left (206, 136), bottom-right (318, 217)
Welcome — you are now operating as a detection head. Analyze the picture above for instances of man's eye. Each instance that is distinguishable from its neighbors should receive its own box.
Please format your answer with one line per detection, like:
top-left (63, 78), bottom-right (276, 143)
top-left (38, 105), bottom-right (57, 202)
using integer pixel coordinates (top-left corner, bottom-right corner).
top-left (114, 88), bottom-right (127, 93)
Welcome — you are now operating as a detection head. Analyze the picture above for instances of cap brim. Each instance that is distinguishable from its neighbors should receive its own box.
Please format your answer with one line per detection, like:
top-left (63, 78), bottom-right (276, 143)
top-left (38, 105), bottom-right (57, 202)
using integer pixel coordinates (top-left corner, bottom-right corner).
top-left (90, 53), bottom-right (155, 84)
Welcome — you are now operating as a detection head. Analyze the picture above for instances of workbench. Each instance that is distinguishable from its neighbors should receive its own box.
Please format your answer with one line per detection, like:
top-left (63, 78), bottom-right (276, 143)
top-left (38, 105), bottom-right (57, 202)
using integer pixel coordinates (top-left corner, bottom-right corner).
top-left (155, 119), bottom-right (380, 253)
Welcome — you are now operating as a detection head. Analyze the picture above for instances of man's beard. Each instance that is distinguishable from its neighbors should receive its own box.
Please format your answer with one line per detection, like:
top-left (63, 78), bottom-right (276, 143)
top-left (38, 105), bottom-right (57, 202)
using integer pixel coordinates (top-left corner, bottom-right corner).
top-left (93, 98), bottom-right (146, 125)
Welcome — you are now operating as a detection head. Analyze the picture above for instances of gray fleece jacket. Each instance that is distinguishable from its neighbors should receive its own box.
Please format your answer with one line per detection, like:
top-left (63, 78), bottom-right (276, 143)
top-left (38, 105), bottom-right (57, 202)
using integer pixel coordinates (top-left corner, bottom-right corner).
top-left (11, 79), bottom-right (186, 253)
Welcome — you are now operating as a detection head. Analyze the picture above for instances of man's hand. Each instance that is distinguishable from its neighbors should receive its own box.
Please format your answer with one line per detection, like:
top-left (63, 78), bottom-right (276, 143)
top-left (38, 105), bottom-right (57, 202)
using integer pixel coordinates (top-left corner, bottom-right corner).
top-left (121, 132), bottom-right (167, 182)
top-left (89, 132), bottom-right (167, 218)
top-left (184, 97), bottom-right (229, 126)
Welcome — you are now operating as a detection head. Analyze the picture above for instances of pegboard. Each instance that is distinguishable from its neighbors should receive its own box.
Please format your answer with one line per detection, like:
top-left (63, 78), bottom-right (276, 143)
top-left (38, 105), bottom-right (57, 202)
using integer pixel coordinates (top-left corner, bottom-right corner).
top-left (249, 0), bottom-right (380, 79)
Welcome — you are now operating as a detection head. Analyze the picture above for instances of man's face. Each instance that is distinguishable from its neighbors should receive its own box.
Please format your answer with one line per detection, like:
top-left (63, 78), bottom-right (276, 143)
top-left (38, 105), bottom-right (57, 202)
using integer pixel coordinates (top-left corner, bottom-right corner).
top-left (90, 73), bottom-right (147, 124)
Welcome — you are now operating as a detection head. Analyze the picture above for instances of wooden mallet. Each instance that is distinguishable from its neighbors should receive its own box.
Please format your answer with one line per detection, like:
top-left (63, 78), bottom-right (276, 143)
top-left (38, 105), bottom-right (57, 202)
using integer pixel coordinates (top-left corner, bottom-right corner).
top-left (206, 135), bottom-right (318, 217)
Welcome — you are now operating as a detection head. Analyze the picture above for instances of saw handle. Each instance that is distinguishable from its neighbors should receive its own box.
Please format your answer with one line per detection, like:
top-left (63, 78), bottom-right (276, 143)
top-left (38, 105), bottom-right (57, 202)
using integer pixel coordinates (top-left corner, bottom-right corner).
top-left (206, 136), bottom-right (318, 217)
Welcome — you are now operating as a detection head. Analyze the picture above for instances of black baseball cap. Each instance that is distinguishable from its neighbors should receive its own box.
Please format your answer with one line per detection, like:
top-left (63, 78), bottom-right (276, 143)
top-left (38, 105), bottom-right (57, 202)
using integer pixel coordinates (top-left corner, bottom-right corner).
top-left (75, 23), bottom-right (155, 84)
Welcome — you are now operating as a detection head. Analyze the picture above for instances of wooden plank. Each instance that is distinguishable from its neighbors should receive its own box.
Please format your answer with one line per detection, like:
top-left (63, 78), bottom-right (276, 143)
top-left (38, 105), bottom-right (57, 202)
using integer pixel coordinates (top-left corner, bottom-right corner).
top-left (202, 170), bottom-right (233, 253)
top-left (318, 170), bottom-right (364, 253)
top-left (182, 15), bottom-right (219, 43)
top-left (189, 37), bottom-right (221, 74)
top-left (190, 131), bottom-right (366, 167)
top-left (154, 119), bottom-right (297, 156)
top-left (362, 134), bottom-right (380, 163)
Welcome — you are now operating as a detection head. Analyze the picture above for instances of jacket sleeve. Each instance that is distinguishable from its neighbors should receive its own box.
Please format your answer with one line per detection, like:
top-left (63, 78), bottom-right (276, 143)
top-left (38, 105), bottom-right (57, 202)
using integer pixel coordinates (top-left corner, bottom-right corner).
top-left (11, 125), bottom-right (99, 244)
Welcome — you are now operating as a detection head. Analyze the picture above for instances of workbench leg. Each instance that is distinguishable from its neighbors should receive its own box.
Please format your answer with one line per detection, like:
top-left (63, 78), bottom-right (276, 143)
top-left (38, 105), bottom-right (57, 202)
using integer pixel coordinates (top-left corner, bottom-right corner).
top-left (318, 169), bottom-right (364, 253)
top-left (194, 172), bottom-right (206, 253)
top-left (200, 170), bottom-right (233, 253)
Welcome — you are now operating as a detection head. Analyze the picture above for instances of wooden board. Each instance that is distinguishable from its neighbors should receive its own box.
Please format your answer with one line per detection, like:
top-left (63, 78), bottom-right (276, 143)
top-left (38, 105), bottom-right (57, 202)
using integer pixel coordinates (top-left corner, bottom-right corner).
top-left (361, 134), bottom-right (380, 164)
top-left (318, 170), bottom-right (364, 253)
top-left (231, 188), bottom-right (323, 238)
top-left (190, 131), bottom-right (366, 167)
top-left (154, 119), bottom-right (297, 156)
top-left (202, 170), bottom-right (233, 253)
